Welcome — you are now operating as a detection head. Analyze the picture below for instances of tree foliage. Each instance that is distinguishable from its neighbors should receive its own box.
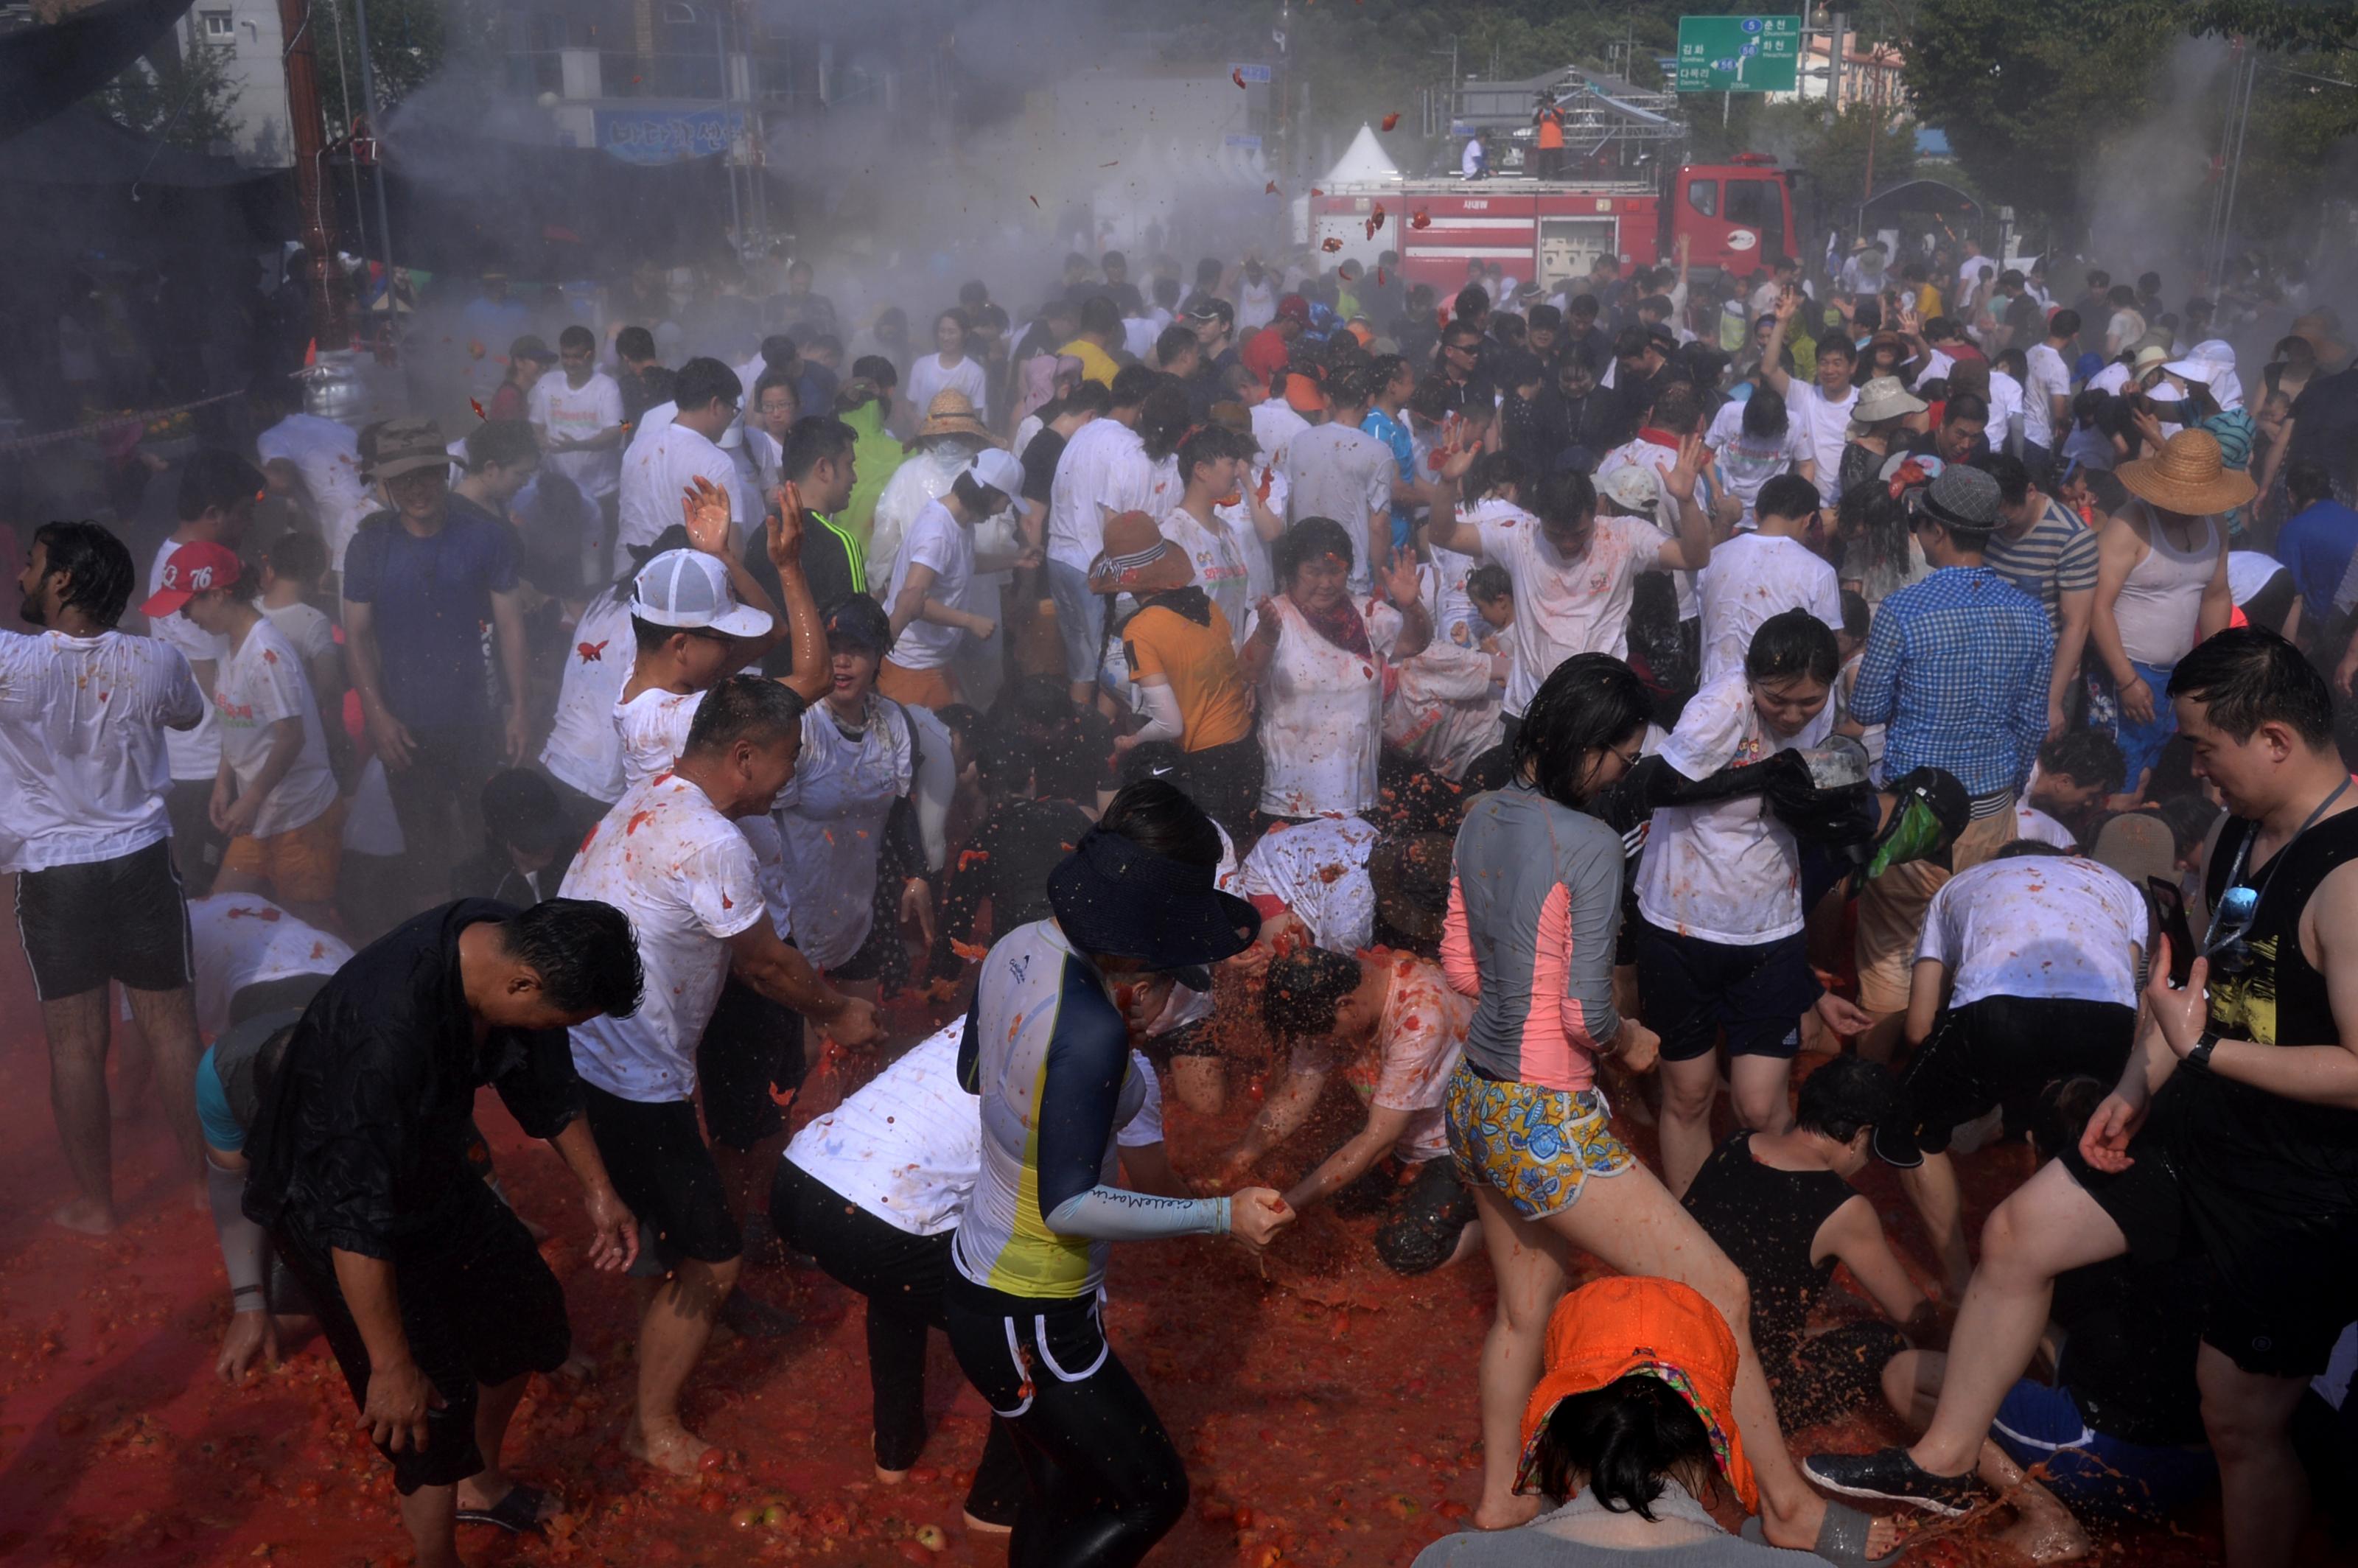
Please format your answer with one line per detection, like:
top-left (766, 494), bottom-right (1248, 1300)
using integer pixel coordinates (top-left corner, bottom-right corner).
top-left (312, 0), bottom-right (504, 126)
top-left (93, 38), bottom-right (243, 151)
top-left (1903, 0), bottom-right (2358, 239)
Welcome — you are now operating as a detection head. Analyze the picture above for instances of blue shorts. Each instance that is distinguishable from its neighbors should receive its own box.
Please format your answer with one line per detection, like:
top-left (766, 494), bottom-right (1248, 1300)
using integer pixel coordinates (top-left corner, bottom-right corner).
top-left (2086, 659), bottom-right (2177, 795)
top-left (1046, 560), bottom-right (1108, 687)
top-left (1990, 1378), bottom-right (2217, 1521)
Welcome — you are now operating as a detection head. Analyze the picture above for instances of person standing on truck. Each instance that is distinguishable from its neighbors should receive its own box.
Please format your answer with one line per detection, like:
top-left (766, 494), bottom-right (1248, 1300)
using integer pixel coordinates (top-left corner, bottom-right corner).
top-left (1462, 130), bottom-right (1489, 182)
top-left (1531, 95), bottom-right (1567, 181)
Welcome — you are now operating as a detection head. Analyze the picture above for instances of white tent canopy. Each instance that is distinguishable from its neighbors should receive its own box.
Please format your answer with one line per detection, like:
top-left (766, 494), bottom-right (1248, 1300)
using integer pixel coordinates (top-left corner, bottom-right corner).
top-left (1322, 122), bottom-right (1402, 187)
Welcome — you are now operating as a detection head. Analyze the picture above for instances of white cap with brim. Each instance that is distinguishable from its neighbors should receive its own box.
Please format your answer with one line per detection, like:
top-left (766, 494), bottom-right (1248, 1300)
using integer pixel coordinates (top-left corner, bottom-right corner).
top-left (2162, 358), bottom-right (2215, 384)
top-left (633, 549), bottom-right (773, 639)
top-left (965, 447), bottom-right (1025, 500)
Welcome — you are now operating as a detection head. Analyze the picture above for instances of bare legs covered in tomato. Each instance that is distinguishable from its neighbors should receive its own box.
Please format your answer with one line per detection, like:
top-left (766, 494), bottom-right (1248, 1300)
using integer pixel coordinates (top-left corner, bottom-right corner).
top-left (628, 1256), bottom-right (741, 1475)
top-left (1469, 1165), bottom-right (1892, 1553)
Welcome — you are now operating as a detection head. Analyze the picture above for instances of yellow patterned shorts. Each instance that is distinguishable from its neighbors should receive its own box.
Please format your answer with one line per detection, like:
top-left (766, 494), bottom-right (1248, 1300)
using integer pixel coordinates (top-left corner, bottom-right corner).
top-left (1445, 1060), bottom-right (1635, 1221)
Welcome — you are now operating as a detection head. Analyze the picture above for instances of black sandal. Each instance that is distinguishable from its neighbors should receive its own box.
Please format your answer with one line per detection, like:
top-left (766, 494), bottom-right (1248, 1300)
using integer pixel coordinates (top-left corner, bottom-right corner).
top-left (455, 1482), bottom-right (556, 1534)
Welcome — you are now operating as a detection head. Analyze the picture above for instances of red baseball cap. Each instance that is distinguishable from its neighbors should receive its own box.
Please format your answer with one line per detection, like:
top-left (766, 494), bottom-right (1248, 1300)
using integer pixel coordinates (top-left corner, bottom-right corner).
top-left (142, 539), bottom-right (244, 618)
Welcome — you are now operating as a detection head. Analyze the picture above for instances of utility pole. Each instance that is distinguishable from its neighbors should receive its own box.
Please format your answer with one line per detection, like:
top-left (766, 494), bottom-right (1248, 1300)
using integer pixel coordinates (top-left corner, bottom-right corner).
top-left (351, 0), bottom-right (398, 309)
top-left (276, 0), bottom-right (349, 346)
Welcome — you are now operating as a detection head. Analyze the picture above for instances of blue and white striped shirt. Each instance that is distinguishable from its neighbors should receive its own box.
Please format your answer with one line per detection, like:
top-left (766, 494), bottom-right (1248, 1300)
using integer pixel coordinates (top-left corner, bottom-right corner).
top-left (1847, 566), bottom-right (2054, 799)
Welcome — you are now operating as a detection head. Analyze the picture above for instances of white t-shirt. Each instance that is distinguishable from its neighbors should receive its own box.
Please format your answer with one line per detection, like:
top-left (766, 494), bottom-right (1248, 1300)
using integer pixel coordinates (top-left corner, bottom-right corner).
top-left (1159, 505), bottom-right (1253, 640)
top-left (1703, 399), bottom-right (1813, 528)
top-left (618, 419), bottom-right (735, 551)
top-left (1916, 855), bottom-right (2147, 1010)
top-left (1790, 384), bottom-right (1860, 506)
top-left (262, 600), bottom-right (336, 668)
top-left (1258, 597), bottom-right (1404, 819)
top-left (1239, 813), bottom-right (1379, 953)
top-left (1635, 671), bottom-right (1830, 945)
top-left (2023, 343), bottom-right (2071, 449)
top-left (884, 500), bottom-right (975, 671)
top-left (2228, 550), bottom-right (2287, 607)
top-left (213, 617), bottom-right (339, 840)
top-left (1048, 417), bottom-right (1155, 575)
top-left (1696, 531), bottom-right (1844, 687)
top-left (0, 629), bottom-right (203, 873)
top-left (2015, 803), bottom-right (2077, 850)
top-left (773, 696), bottom-right (915, 969)
top-left (1956, 256), bottom-right (1996, 307)
top-left (1250, 399), bottom-right (1311, 474)
top-left (1987, 369), bottom-right (2026, 440)
top-left (905, 354), bottom-right (989, 425)
top-left (539, 593), bottom-right (636, 803)
top-left (561, 771), bottom-right (763, 1101)
top-left (529, 369), bottom-right (625, 499)
top-left (186, 893), bottom-right (352, 1040)
top-left (614, 684), bottom-right (707, 790)
top-left (258, 413), bottom-right (375, 571)
top-left (1471, 504), bottom-right (1670, 715)
top-left (1215, 460), bottom-right (1287, 609)
top-left (785, 1021), bottom-right (1161, 1238)
top-left (147, 538), bottom-right (226, 780)
top-left (1282, 421), bottom-right (1396, 594)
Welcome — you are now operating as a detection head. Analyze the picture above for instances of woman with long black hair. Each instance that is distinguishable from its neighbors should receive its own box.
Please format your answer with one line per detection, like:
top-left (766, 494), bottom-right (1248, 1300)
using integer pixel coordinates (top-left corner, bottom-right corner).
top-left (948, 780), bottom-right (1292, 1566)
top-left (1444, 654), bottom-right (1895, 1564)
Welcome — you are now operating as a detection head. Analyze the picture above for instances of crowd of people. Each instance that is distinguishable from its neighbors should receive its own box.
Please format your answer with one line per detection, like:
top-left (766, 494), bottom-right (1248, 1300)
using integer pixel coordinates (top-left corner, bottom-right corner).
top-left (5, 225), bottom-right (2358, 1568)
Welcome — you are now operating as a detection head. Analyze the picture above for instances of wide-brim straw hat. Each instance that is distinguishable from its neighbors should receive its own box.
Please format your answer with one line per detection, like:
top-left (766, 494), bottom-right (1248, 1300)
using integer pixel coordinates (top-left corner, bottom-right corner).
top-left (2118, 429), bottom-right (2258, 516)
top-left (909, 388), bottom-right (996, 445)
top-left (1852, 374), bottom-right (1927, 426)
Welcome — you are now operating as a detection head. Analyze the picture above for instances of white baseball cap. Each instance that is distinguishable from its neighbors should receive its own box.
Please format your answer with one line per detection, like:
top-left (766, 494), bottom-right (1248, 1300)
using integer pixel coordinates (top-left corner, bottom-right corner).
top-left (964, 447), bottom-right (1025, 500)
top-left (632, 549), bottom-right (773, 638)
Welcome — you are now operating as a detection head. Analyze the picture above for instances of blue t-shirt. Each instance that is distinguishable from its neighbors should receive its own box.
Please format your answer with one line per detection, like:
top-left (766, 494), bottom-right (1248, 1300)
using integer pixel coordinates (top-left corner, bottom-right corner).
top-left (340, 497), bottom-right (518, 729)
top-left (2277, 500), bottom-right (2358, 618)
top-left (1362, 407), bottom-right (1416, 552)
top-left (196, 1046), bottom-right (245, 1152)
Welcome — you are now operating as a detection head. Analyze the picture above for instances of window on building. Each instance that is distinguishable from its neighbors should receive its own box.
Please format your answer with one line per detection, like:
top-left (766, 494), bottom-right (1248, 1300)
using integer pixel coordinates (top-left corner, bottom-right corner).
top-left (200, 10), bottom-right (234, 41)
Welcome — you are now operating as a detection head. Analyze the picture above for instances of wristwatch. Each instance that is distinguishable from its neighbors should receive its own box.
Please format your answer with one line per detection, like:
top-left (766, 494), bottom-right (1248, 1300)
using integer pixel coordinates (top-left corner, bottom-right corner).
top-left (2187, 1029), bottom-right (2220, 1068)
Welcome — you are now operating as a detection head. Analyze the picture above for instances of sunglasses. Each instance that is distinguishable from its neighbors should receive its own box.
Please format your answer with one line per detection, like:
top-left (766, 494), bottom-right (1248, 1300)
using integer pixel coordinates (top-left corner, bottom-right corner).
top-left (2202, 884), bottom-right (2260, 976)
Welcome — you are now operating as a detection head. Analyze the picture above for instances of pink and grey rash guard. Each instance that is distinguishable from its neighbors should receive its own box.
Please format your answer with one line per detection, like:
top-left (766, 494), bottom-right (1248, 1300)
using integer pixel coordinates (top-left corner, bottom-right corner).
top-left (1442, 780), bottom-right (1626, 1091)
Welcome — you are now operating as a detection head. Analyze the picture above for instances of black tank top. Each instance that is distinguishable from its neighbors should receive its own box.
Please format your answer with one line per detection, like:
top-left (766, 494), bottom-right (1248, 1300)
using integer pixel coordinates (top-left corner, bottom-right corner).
top-left (1680, 1133), bottom-right (1858, 1365)
top-left (2182, 807), bottom-right (2358, 1197)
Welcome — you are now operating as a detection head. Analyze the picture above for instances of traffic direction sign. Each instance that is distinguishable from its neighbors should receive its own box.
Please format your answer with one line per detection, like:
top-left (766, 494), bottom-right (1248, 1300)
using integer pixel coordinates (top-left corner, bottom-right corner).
top-left (1674, 15), bottom-right (1802, 94)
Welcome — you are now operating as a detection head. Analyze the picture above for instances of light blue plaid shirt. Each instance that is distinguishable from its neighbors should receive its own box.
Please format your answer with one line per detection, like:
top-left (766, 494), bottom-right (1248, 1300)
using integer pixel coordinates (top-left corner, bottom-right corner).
top-left (1848, 566), bottom-right (2054, 798)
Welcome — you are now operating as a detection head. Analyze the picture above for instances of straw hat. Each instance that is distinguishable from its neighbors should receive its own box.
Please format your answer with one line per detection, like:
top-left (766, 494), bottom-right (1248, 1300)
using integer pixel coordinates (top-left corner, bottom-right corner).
top-left (910, 389), bottom-right (996, 444)
top-left (2118, 430), bottom-right (2258, 517)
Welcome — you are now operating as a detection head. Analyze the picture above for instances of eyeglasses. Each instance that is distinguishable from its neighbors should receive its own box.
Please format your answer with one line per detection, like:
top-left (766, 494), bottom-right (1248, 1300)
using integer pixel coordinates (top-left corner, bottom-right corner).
top-left (2203, 884), bottom-right (2260, 976)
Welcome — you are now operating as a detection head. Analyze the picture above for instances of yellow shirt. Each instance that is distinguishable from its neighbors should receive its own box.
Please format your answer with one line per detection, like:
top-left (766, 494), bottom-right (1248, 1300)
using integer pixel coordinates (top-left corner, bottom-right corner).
top-left (1059, 337), bottom-right (1122, 391)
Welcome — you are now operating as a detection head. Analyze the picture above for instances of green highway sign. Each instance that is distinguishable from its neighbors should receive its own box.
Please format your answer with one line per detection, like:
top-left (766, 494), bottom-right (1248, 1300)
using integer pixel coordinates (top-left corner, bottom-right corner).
top-left (1675, 15), bottom-right (1802, 94)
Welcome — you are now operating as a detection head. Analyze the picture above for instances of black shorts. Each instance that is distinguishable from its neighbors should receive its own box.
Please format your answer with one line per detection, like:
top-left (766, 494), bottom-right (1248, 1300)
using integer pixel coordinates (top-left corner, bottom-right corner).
top-left (580, 1082), bottom-right (741, 1273)
top-left (14, 839), bottom-right (195, 1001)
top-left (696, 976), bottom-right (805, 1153)
top-left (827, 912), bottom-right (899, 983)
top-left (272, 1181), bottom-right (569, 1494)
top-left (1633, 918), bottom-right (1822, 1063)
top-left (1374, 1157), bottom-right (1478, 1275)
top-left (1875, 995), bottom-right (2137, 1166)
top-left (1180, 736), bottom-right (1264, 840)
top-left (1774, 1322), bottom-right (1911, 1430)
top-left (2065, 1073), bottom-right (2358, 1379)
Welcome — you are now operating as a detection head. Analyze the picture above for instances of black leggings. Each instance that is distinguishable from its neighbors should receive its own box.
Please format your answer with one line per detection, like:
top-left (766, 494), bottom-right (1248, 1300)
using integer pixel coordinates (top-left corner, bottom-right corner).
top-left (769, 1161), bottom-right (1024, 1522)
top-left (944, 1273), bottom-right (1188, 1567)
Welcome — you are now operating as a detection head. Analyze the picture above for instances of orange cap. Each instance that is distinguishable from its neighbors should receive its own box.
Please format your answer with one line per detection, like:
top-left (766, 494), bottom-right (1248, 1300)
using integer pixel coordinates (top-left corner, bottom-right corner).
top-left (1515, 1277), bottom-right (1757, 1511)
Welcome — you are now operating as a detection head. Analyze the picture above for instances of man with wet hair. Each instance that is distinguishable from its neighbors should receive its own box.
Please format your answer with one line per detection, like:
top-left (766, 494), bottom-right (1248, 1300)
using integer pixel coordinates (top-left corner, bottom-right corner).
top-left (4, 520), bottom-right (208, 1235)
top-left (243, 897), bottom-right (646, 1566)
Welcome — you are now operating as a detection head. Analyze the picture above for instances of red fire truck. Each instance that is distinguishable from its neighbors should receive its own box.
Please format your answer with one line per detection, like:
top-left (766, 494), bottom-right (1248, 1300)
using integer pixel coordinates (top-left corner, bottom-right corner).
top-left (1309, 151), bottom-right (1799, 295)
top-left (1304, 65), bottom-right (1800, 294)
